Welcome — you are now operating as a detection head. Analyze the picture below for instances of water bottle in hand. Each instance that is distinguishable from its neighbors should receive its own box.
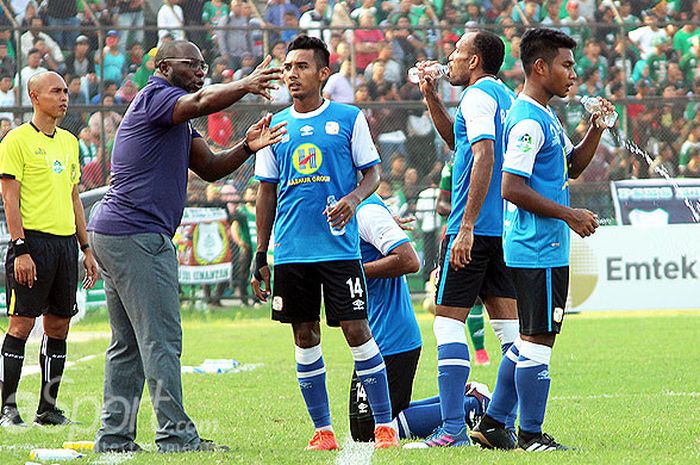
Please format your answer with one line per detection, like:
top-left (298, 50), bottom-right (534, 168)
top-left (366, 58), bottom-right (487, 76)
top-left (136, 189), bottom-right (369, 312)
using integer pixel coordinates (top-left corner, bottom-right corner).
top-left (580, 95), bottom-right (618, 128)
top-left (408, 63), bottom-right (448, 84)
top-left (326, 195), bottom-right (346, 236)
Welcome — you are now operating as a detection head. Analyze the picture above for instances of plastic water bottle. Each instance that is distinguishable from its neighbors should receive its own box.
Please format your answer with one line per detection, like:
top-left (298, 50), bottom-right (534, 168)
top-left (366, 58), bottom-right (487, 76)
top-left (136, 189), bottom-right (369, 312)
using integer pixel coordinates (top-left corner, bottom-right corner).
top-left (326, 195), bottom-right (346, 236)
top-left (580, 95), bottom-right (618, 128)
top-left (408, 63), bottom-right (448, 84)
top-left (29, 449), bottom-right (83, 461)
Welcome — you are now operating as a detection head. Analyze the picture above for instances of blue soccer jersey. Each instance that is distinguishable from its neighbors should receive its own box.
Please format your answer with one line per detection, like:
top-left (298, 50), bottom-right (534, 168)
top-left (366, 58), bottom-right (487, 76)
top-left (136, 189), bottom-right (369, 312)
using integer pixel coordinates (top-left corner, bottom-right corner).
top-left (255, 100), bottom-right (380, 265)
top-left (446, 76), bottom-right (516, 237)
top-left (502, 94), bottom-right (575, 268)
top-left (357, 194), bottom-right (422, 356)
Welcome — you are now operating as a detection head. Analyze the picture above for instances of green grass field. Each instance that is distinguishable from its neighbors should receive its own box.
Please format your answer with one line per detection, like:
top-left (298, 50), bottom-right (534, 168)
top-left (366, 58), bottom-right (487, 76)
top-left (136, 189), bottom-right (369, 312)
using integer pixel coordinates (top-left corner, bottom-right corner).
top-left (1, 306), bottom-right (699, 465)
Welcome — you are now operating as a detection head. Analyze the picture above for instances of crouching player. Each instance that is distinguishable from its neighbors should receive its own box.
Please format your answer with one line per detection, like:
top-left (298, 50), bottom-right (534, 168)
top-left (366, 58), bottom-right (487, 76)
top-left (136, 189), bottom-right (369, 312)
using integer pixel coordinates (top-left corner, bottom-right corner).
top-left (350, 194), bottom-right (491, 442)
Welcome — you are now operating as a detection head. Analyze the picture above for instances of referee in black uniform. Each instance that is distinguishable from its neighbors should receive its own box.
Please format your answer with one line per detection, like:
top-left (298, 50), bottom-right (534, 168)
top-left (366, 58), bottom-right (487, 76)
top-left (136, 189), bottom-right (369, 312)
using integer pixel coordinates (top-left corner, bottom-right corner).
top-left (0, 71), bottom-right (97, 426)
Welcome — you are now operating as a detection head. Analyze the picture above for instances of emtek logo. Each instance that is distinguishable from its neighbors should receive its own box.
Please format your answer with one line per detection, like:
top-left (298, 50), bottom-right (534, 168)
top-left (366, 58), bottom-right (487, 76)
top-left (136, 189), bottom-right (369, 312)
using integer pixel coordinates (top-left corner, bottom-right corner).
top-left (607, 256), bottom-right (697, 280)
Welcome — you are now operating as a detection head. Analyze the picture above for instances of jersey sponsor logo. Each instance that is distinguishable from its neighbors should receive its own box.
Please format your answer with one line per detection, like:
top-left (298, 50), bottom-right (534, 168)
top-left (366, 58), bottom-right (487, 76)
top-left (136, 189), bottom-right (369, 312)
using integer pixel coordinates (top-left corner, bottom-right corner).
top-left (325, 121), bottom-right (339, 135)
top-left (300, 125), bottom-right (314, 136)
top-left (292, 143), bottom-right (323, 175)
top-left (516, 133), bottom-right (533, 153)
top-left (272, 296), bottom-right (283, 311)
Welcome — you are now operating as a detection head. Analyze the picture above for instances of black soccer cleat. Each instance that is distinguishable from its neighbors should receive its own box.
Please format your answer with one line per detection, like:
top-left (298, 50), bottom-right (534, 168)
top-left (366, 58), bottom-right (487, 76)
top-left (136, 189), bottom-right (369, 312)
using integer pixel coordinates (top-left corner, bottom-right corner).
top-left (34, 408), bottom-right (75, 426)
top-left (0, 405), bottom-right (27, 427)
top-left (518, 432), bottom-right (571, 452)
top-left (469, 415), bottom-right (517, 450)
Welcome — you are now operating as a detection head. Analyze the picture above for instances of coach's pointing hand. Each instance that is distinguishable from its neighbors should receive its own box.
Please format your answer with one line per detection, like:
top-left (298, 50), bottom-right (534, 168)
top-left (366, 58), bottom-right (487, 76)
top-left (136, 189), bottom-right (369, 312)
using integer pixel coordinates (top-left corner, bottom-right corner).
top-left (246, 113), bottom-right (288, 152)
top-left (241, 55), bottom-right (282, 101)
top-left (565, 208), bottom-right (599, 238)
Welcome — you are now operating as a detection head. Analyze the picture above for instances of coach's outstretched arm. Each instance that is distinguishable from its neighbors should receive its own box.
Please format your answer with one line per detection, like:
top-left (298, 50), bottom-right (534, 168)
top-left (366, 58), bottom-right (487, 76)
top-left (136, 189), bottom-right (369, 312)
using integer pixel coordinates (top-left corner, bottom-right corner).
top-left (419, 62), bottom-right (455, 150)
top-left (172, 56), bottom-right (281, 125)
top-left (252, 181), bottom-right (277, 302)
top-left (567, 99), bottom-right (613, 179)
top-left (502, 173), bottom-right (598, 238)
top-left (327, 165), bottom-right (380, 230)
top-left (189, 114), bottom-right (287, 182)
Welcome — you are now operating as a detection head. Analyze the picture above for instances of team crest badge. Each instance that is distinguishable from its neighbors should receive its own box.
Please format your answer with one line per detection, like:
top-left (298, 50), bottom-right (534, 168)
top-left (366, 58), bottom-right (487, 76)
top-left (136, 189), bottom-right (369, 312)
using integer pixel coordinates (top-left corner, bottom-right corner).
top-left (272, 296), bottom-right (283, 311)
top-left (325, 121), bottom-right (339, 135)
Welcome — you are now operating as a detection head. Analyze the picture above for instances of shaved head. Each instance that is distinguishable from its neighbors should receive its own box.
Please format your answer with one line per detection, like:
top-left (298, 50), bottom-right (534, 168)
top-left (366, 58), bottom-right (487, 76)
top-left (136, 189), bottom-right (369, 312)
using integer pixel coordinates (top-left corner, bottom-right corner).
top-left (154, 40), bottom-right (206, 93)
top-left (27, 71), bottom-right (68, 121)
top-left (28, 71), bottom-right (66, 96)
top-left (154, 40), bottom-right (202, 67)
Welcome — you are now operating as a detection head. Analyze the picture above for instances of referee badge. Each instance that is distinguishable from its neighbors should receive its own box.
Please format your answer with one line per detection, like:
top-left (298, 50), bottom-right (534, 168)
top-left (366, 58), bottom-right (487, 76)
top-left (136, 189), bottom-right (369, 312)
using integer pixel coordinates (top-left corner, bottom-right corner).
top-left (553, 307), bottom-right (564, 323)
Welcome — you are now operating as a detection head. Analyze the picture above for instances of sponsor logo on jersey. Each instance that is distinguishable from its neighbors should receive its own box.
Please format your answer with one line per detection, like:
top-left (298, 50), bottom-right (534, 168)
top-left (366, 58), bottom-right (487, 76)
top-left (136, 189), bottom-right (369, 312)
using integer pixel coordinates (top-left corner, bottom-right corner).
top-left (325, 121), bottom-right (339, 135)
top-left (292, 143), bottom-right (323, 175)
top-left (300, 125), bottom-right (314, 136)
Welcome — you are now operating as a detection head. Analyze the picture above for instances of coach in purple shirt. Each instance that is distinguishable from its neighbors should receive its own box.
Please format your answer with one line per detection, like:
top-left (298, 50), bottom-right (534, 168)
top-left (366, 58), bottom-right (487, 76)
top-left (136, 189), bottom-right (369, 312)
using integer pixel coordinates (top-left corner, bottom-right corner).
top-left (88, 40), bottom-right (285, 454)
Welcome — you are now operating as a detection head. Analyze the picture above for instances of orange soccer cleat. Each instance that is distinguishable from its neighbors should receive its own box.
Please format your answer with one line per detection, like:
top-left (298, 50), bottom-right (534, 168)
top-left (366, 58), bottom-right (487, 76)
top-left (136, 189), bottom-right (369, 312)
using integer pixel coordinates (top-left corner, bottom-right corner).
top-left (305, 429), bottom-right (340, 451)
top-left (374, 425), bottom-right (399, 449)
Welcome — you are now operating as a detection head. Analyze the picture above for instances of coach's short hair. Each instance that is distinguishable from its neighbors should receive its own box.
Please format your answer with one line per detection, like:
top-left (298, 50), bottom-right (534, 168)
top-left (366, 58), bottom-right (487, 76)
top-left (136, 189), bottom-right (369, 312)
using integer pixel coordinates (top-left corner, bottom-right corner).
top-left (287, 35), bottom-right (330, 69)
top-left (470, 31), bottom-right (505, 75)
top-left (520, 28), bottom-right (577, 76)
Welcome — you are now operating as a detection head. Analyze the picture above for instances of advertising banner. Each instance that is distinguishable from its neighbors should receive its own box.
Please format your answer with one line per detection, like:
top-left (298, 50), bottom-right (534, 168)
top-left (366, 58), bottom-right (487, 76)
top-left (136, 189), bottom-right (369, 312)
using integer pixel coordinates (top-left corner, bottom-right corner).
top-left (174, 207), bottom-right (232, 285)
top-left (611, 178), bottom-right (700, 225)
top-left (570, 224), bottom-right (700, 311)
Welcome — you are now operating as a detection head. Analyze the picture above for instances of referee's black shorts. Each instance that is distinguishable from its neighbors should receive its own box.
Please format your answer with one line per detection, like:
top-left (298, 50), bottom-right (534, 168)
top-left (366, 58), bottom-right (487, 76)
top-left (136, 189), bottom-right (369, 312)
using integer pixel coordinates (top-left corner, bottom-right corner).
top-left (5, 230), bottom-right (78, 318)
top-left (348, 347), bottom-right (421, 441)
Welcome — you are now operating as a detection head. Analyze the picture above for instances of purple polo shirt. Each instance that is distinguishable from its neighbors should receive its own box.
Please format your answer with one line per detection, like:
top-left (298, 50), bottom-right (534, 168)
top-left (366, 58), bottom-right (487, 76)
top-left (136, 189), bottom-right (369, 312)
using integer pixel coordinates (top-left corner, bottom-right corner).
top-left (88, 76), bottom-right (202, 237)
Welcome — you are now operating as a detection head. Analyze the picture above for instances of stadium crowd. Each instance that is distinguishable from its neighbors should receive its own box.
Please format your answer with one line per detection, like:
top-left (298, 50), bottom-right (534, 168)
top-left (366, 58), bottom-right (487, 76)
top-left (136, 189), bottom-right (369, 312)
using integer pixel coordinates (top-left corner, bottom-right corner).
top-left (0, 0), bottom-right (699, 195)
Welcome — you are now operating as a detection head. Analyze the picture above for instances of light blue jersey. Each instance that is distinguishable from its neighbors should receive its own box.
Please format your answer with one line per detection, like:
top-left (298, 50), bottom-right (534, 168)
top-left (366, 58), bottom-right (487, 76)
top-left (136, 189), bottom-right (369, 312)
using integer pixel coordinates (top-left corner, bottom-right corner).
top-left (357, 194), bottom-right (422, 356)
top-left (446, 77), bottom-right (515, 237)
top-left (255, 100), bottom-right (380, 265)
top-left (502, 94), bottom-right (575, 268)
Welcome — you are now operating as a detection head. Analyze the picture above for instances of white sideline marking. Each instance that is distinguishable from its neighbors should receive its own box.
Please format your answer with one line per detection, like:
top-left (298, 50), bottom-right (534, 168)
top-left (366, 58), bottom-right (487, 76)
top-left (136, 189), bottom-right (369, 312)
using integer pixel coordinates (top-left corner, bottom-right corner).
top-left (93, 452), bottom-right (136, 465)
top-left (551, 391), bottom-right (700, 401)
top-left (336, 435), bottom-right (374, 465)
top-left (22, 354), bottom-right (99, 377)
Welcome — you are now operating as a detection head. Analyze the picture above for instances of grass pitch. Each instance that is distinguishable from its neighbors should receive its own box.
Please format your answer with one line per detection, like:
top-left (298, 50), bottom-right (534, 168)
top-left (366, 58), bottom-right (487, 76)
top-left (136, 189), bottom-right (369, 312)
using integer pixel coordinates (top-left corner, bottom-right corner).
top-left (1, 306), bottom-right (699, 465)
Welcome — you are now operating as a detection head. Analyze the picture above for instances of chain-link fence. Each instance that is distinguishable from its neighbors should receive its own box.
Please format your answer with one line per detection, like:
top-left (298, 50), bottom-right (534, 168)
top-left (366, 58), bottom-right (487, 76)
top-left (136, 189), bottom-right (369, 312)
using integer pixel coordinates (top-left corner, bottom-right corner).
top-left (1, 0), bottom-right (699, 302)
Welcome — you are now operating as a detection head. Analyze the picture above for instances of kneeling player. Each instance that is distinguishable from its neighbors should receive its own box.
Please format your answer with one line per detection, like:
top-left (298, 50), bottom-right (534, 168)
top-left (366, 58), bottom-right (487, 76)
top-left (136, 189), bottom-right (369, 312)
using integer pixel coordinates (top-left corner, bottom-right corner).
top-left (349, 194), bottom-right (491, 442)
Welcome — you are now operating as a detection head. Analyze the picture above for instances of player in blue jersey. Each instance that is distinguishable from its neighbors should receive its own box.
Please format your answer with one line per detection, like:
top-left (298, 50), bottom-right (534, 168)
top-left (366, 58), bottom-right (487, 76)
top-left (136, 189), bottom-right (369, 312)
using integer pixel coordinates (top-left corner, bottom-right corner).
top-left (251, 36), bottom-right (398, 451)
top-left (414, 30), bottom-right (520, 447)
top-left (470, 28), bottom-right (613, 452)
top-left (350, 194), bottom-right (492, 442)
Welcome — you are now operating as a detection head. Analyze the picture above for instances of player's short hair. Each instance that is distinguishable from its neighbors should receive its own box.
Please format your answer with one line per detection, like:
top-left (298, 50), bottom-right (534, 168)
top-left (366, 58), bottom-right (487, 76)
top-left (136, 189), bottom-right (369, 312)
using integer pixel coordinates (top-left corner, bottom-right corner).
top-left (470, 31), bottom-right (505, 75)
top-left (288, 35), bottom-right (330, 69)
top-left (520, 28), bottom-right (577, 75)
